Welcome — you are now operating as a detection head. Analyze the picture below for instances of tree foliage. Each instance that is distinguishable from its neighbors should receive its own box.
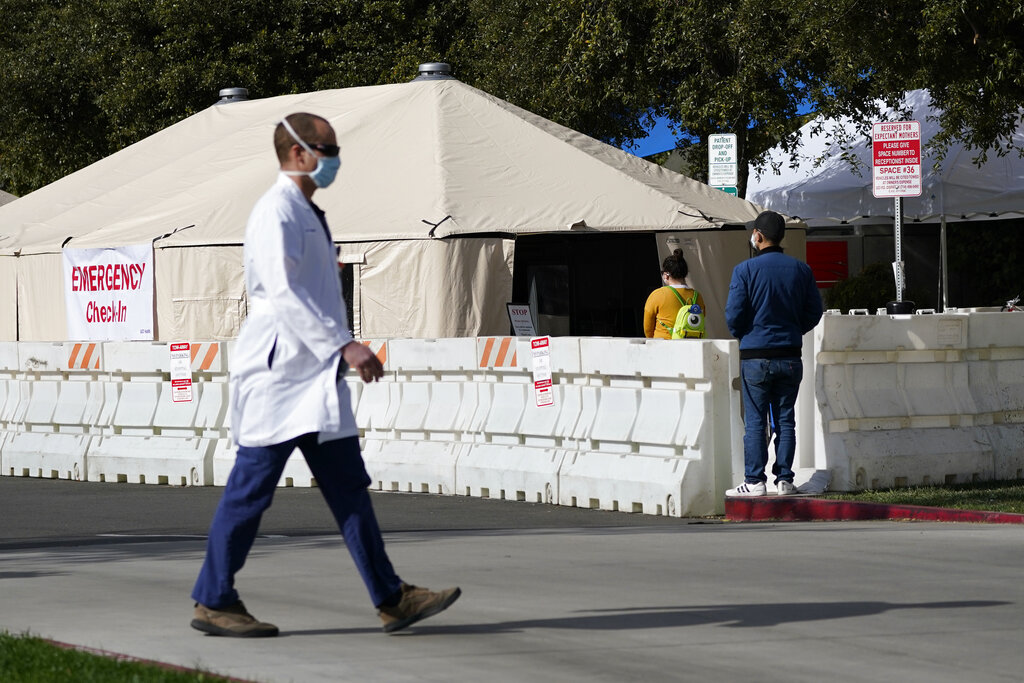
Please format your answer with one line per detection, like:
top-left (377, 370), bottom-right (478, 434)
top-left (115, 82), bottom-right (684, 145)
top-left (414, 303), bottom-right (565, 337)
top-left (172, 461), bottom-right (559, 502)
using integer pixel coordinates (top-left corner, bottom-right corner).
top-left (2, 0), bottom-right (1023, 198)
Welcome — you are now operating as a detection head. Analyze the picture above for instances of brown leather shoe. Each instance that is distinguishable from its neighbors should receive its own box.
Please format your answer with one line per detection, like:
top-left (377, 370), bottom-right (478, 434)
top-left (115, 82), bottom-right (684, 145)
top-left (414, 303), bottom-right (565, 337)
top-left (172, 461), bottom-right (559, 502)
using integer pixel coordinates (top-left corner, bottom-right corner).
top-left (378, 583), bottom-right (461, 633)
top-left (191, 600), bottom-right (279, 638)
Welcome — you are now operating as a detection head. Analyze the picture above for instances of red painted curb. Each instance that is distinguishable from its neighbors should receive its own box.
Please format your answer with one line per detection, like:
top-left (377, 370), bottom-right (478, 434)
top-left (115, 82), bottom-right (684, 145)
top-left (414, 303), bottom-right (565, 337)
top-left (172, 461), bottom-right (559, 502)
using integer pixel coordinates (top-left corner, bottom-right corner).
top-left (724, 496), bottom-right (1024, 524)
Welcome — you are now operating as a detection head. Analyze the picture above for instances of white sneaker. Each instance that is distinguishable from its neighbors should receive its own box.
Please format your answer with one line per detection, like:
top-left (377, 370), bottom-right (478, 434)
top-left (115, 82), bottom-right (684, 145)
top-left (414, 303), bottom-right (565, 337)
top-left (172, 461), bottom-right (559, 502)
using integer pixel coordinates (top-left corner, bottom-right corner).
top-left (725, 481), bottom-right (767, 497)
top-left (776, 480), bottom-right (799, 496)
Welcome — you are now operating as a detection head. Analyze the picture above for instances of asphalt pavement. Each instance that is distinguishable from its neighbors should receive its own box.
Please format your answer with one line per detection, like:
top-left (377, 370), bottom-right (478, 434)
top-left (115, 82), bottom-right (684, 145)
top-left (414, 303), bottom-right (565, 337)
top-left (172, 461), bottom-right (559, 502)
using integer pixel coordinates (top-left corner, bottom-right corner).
top-left (1, 476), bottom-right (1022, 682)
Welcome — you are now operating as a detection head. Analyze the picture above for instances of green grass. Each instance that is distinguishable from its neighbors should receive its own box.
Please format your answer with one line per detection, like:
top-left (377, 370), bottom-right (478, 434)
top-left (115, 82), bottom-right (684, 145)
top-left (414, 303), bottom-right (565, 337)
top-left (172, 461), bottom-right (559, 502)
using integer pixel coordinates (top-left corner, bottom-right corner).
top-left (0, 632), bottom-right (237, 683)
top-left (823, 478), bottom-right (1024, 514)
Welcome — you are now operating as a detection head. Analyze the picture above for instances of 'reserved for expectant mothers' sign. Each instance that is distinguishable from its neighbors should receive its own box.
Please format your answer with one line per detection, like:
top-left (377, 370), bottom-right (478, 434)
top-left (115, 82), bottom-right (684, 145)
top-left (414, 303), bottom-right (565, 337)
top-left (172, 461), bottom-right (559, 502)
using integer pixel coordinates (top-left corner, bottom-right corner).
top-left (62, 244), bottom-right (154, 340)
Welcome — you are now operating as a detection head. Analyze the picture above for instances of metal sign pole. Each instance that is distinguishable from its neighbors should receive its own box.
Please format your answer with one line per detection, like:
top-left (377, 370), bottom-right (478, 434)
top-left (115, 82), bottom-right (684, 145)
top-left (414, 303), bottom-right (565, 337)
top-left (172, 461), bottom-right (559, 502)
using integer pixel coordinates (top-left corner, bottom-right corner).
top-left (894, 196), bottom-right (903, 301)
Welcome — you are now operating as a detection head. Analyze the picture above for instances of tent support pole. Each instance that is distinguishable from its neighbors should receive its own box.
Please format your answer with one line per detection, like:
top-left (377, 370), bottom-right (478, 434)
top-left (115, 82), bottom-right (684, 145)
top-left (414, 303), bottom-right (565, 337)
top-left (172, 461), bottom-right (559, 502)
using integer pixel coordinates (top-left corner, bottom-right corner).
top-left (940, 216), bottom-right (948, 311)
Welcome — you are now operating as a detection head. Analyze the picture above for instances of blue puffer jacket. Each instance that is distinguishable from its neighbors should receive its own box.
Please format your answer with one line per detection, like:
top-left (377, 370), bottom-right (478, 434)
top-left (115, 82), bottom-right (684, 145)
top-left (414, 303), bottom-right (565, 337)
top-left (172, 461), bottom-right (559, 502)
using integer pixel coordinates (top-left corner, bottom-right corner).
top-left (725, 247), bottom-right (823, 353)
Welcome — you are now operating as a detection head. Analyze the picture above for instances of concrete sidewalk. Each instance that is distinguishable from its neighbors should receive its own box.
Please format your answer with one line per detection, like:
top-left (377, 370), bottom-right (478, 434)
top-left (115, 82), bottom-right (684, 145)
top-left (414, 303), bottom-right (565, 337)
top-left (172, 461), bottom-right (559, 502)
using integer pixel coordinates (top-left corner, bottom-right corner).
top-left (2, 499), bottom-right (1022, 681)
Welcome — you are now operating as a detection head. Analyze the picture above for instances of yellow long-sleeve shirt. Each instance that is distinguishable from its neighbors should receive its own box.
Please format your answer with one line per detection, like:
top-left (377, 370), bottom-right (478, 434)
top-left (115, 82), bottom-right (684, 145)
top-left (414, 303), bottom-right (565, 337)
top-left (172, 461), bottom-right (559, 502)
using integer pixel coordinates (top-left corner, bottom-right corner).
top-left (643, 286), bottom-right (705, 339)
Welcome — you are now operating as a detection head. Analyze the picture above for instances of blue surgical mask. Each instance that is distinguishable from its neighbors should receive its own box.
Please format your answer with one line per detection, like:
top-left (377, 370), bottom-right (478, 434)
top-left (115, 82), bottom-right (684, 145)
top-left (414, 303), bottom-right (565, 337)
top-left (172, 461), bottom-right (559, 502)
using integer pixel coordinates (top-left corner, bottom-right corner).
top-left (309, 156), bottom-right (340, 188)
top-left (280, 118), bottom-right (341, 188)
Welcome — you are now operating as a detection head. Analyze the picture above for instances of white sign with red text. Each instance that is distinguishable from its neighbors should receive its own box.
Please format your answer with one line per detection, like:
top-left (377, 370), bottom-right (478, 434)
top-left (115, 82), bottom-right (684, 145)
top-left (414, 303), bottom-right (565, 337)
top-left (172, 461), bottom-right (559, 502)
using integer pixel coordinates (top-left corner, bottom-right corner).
top-left (872, 121), bottom-right (922, 198)
top-left (62, 244), bottom-right (154, 340)
top-left (506, 303), bottom-right (537, 337)
top-left (169, 342), bottom-right (193, 402)
top-left (531, 336), bottom-right (554, 408)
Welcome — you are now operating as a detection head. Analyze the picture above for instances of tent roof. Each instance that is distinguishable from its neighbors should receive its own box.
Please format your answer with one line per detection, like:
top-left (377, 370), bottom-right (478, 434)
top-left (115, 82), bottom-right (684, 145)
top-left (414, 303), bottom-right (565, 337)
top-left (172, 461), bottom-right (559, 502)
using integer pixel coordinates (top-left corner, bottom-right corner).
top-left (0, 190), bottom-right (16, 207)
top-left (747, 90), bottom-right (1024, 224)
top-left (1, 79), bottom-right (763, 255)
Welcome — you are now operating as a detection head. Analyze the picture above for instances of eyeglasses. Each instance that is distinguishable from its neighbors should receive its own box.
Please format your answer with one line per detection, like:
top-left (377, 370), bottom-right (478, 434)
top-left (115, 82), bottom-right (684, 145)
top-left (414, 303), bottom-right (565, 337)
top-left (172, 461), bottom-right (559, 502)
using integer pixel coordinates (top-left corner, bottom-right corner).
top-left (306, 142), bottom-right (340, 157)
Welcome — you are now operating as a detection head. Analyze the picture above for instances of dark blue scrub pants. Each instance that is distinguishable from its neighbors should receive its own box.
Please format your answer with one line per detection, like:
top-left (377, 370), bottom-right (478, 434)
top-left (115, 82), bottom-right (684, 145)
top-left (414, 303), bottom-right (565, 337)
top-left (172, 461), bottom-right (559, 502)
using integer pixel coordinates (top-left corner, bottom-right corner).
top-left (191, 434), bottom-right (402, 609)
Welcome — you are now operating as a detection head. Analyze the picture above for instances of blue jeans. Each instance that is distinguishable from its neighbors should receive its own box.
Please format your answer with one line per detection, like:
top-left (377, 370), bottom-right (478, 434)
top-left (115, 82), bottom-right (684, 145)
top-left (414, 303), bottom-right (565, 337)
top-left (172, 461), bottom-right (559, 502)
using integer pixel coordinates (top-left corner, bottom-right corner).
top-left (191, 434), bottom-right (402, 609)
top-left (740, 357), bottom-right (803, 485)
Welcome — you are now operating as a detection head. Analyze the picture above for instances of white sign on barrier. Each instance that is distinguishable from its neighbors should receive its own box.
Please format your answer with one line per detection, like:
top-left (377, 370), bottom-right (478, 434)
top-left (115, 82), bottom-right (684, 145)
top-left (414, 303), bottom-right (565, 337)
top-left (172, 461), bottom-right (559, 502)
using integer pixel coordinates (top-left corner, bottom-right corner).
top-left (62, 243), bottom-right (154, 340)
top-left (531, 336), bottom-right (554, 407)
top-left (169, 342), bottom-right (193, 403)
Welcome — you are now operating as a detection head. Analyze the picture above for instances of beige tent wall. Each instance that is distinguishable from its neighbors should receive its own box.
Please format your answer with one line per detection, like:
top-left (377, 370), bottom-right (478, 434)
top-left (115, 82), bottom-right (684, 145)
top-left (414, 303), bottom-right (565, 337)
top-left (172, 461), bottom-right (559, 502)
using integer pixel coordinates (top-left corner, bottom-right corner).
top-left (17, 253), bottom-right (66, 341)
top-left (358, 237), bottom-right (515, 338)
top-left (0, 256), bottom-right (16, 340)
top-left (154, 246), bottom-right (246, 341)
top-left (655, 229), bottom-right (807, 340)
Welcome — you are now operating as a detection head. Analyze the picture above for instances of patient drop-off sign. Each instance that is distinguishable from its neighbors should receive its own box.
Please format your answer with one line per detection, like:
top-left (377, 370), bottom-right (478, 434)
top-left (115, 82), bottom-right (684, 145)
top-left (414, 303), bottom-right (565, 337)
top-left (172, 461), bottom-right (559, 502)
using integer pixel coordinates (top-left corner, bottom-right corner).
top-left (62, 243), bottom-right (154, 340)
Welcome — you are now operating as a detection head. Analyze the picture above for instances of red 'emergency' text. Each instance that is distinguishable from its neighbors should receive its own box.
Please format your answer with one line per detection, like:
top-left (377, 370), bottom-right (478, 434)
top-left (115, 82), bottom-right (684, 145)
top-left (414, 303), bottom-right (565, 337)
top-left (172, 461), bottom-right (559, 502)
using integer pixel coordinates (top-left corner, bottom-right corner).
top-left (71, 263), bottom-right (146, 292)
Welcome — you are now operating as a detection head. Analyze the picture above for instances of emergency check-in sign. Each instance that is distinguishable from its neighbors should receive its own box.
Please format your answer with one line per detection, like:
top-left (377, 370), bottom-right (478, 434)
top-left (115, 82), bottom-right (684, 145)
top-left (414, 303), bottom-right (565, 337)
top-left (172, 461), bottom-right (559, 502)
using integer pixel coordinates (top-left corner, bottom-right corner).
top-left (62, 244), bottom-right (154, 341)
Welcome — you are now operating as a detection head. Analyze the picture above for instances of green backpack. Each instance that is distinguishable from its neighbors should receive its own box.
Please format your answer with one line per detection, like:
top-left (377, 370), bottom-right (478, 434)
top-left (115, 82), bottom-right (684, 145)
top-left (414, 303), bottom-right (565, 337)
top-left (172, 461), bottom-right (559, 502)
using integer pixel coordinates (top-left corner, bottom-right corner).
top-left (660, 287), bottom-right (706, 339)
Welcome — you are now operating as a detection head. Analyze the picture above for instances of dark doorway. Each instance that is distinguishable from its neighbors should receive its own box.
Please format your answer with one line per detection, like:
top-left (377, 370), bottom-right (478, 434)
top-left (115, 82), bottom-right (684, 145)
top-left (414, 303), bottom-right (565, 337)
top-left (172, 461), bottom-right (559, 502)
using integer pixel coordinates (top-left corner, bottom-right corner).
top-left (511, 233), bottom-right (661, 337)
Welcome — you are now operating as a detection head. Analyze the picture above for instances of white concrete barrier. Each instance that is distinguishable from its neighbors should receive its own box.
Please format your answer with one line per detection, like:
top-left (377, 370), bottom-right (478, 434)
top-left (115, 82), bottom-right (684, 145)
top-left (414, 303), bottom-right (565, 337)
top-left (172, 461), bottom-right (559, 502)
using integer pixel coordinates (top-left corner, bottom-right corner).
top-left (88, 434), bottom-right (213, 486)
top-left (4, 431), bottom-right (90, 481)
top-left (5, 315), bottom-right (1023, 514)
top-left (813, 311), bottom-right (1024, 490)
top-left (1, 341), bottom-right (229, 486)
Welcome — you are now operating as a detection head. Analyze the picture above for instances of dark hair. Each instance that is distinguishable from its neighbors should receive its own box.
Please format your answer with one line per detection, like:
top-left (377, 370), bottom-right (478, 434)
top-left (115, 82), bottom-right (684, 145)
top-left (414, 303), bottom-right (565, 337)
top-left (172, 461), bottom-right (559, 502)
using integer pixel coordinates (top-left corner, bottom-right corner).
top-left (274, 112), bottom-right (329, 163)
top-left (661, 249), bottom-right (689, 281)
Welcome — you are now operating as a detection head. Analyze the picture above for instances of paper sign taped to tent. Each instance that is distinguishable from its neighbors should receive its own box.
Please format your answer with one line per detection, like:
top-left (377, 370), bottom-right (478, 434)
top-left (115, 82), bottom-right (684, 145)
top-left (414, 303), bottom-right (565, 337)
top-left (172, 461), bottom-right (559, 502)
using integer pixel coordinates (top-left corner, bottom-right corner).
top-left (62, 243), bottom-right (154, 341)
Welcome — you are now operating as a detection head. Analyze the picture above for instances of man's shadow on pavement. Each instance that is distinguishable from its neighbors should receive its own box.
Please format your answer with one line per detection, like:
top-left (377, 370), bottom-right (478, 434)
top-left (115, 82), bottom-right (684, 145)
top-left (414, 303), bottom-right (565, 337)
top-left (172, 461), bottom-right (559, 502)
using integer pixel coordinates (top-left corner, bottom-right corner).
top-left (284, 599), bottom-right (1008, 637)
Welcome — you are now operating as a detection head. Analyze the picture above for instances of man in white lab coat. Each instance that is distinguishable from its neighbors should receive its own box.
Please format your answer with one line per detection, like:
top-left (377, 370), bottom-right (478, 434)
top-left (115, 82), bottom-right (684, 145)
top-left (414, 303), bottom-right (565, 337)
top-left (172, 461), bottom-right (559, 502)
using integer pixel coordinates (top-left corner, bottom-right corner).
top-left (190, 112), bottom-right (460, 637)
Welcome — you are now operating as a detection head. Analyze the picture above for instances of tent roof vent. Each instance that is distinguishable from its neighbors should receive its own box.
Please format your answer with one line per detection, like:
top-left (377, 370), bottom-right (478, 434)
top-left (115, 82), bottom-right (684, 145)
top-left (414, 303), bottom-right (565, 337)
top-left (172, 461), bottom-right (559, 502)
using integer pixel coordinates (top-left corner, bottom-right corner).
top-left (414, 63), bottom-right (454, 81)
top-left (216, 87), bottom-right (249, 104)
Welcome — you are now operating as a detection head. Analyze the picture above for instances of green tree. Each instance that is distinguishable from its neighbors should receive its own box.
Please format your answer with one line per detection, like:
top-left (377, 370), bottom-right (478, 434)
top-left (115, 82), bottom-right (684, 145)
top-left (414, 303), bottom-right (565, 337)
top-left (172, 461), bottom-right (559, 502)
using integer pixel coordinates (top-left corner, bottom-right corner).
top-left (0, 0), bottom-right (445, 194)
top-left (872, 0), bottom-right (1024, 163)
top-left (3, 0), bottom-right (1024, 200)
top-left (446, 0), bottom-right (655, 146)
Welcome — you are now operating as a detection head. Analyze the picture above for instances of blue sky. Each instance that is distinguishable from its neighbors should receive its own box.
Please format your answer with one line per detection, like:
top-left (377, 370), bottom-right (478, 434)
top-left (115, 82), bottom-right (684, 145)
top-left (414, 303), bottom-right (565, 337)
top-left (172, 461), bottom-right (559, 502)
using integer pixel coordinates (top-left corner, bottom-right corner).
top-left (620, 116), bottom-right (678, 157)
top-left (623, 100), bottom-right (818, 158)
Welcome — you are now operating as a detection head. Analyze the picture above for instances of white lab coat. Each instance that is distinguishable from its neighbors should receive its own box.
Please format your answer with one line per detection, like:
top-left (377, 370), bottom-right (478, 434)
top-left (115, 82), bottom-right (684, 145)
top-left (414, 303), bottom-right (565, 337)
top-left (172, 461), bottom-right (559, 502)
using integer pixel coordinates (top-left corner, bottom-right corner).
top-left (229, 174), bottom-right (355, 447)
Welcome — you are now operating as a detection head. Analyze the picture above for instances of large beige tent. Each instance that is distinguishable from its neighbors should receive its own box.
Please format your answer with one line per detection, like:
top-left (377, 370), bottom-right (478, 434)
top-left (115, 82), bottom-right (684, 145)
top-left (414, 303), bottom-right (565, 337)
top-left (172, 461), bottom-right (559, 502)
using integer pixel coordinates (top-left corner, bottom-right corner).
top-left (0, 72), bottom-right (787, 341)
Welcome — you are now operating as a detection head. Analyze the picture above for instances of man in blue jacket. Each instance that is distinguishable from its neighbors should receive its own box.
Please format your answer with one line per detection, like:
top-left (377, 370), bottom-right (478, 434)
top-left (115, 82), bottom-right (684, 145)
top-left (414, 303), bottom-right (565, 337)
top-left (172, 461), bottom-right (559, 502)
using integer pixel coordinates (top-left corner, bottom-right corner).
top-left (724, 211), bottom-right (823, 497)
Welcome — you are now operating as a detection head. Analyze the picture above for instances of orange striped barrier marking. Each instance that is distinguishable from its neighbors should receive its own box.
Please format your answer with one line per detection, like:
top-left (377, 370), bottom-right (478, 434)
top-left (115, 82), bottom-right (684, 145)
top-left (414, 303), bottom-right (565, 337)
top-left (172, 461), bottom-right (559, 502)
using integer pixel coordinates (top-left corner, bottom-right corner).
top-left (479, 338), bottom-right (517, 367)
top-left (199, 344), bottom-right (219, 371)
top-left (67, 343), bottom-right (100, 370)
top-left (188, 343), bottom-right (220, 371)
top-left (360, 340), bottom-right (387, 364)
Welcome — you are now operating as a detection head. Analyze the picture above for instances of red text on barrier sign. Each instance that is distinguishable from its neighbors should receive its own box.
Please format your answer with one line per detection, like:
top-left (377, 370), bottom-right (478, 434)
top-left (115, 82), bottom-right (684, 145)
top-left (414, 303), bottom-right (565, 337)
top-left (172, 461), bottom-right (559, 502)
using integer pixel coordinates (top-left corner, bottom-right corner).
top-left (169, 342), bottom-right (193, 403)
top-left (530, 336), bottom-right (554, 407)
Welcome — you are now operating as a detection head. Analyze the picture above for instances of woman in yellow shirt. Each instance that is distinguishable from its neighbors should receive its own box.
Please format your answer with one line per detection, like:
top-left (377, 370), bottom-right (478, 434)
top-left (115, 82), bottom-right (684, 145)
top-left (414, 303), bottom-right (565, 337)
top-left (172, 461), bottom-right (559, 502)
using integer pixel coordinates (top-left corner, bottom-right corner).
top-left (643, 249), bottom-right (706, 339)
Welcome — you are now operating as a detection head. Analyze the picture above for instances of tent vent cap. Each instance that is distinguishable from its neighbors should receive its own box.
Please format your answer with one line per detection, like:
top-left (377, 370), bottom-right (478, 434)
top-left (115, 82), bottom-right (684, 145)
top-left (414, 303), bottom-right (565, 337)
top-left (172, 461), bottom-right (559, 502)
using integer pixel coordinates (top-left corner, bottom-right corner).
top-left (217, 87), bottom-right (249, 104)
top-left (414, 63), bottom-right (454, 81)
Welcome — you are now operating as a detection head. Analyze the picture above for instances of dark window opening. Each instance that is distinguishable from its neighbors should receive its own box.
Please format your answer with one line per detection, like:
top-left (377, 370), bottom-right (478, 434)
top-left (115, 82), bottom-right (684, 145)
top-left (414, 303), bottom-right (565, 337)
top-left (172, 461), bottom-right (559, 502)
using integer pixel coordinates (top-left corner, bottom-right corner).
top-left (341, 264), bottom-right (355, 335)
top-left (511, 233), bottom-right (660, 337)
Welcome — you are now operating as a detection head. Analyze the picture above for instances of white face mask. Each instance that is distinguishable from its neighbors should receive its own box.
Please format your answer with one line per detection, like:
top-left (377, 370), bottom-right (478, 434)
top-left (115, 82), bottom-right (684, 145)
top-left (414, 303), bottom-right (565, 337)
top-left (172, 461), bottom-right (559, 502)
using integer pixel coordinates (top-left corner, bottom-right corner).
top-left (750, 232), bottom-right (759, 249)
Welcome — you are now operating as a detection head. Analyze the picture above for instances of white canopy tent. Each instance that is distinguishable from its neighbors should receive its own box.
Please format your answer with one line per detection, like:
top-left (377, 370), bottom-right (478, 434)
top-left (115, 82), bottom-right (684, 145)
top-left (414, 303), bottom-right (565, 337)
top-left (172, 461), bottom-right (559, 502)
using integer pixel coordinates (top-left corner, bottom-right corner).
top-left (747, 90), bottom-right (1024, 308)
top-left (747, 90), bottom-right (1024, 224)
top-left (1, 75), bottom-right (778, 341)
